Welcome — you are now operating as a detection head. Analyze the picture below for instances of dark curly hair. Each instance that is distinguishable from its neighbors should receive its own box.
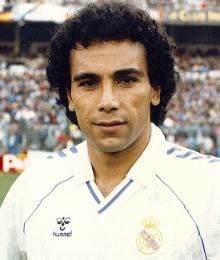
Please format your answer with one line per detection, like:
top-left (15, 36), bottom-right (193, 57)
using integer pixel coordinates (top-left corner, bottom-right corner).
top-left (46, 1), bottom-right (178, 126)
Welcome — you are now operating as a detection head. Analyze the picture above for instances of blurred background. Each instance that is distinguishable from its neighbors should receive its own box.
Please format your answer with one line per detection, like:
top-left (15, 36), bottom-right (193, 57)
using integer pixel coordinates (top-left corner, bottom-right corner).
top-left (0, 0), bottom-right (220, 181)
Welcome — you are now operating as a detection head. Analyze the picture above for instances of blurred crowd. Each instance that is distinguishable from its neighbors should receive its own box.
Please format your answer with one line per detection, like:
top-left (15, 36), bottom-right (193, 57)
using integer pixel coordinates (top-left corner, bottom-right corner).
top-left (163, 48), bottom-right (220, 157)
top-left (0, 49), bottom-right (83, 155)
top-left (1, 0), bottom-right (220, 12)
top-left (0, 46), bottom-right (220, 156)
top-left (145, 0), bottom-right (220, 9)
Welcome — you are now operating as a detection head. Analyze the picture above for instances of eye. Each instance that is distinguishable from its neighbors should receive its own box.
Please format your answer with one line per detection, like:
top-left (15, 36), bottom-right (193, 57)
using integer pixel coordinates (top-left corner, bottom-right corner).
top-left (116, 76), bottom-right (138, 85)
top-left (79, 80), bottom-right (97, 88)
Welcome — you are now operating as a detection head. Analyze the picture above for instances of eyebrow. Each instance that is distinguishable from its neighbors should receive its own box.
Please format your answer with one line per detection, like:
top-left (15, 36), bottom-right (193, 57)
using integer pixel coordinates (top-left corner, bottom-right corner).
top-left (72, 68), bottom-right (145, 82)
top-left (113, 68), bottom-right (145, 79)
top-left (72, 73), bottom-right (99, 82)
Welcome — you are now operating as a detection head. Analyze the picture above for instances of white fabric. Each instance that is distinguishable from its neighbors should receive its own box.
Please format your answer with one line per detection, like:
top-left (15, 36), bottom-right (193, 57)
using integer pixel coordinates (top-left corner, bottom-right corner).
top-left (0, 124), bottom-right (219, 260)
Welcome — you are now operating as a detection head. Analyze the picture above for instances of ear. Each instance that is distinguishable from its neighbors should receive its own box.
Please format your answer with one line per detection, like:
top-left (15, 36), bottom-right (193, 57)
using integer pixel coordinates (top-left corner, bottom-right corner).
top-left (151, 86), bottom-right (161, 106)
top-left (67, 90), bottom-right (75, 112)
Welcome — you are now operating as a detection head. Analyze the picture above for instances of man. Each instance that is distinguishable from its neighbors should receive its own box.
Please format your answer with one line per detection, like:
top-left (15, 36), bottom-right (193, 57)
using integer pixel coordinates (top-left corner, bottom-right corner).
top-left (0, 1), bottom-right (219, 259)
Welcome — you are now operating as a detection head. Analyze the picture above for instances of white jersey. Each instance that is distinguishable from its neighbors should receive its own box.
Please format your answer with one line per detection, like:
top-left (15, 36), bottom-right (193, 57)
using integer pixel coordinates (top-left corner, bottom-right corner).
top-left (0, 124), bottom-right (219, 260)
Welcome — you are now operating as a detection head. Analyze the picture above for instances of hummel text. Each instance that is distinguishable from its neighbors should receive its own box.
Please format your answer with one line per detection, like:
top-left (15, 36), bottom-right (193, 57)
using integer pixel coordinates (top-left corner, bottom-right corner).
top-left (53, 231), bottom-right (72, 237)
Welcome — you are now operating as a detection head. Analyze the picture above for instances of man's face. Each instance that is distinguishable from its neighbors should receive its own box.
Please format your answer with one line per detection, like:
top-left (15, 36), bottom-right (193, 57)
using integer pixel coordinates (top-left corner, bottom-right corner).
top-left (67, 40), bottom-right (160, 153)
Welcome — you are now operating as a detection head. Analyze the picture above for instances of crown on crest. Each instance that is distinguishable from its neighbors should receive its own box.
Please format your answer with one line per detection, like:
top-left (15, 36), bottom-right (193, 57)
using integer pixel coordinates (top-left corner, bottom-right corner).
top-left (142, 217), bottom-right (159, 228)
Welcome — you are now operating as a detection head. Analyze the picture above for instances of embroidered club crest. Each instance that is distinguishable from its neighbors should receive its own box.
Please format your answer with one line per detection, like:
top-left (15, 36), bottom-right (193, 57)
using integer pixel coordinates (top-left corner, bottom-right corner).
top-left (136, 217), bottom-right (163, 255)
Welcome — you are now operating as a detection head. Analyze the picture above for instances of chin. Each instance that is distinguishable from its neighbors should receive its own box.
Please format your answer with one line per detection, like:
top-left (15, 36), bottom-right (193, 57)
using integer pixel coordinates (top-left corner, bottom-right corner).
top-left (93, 140), bottom-right (128, 154)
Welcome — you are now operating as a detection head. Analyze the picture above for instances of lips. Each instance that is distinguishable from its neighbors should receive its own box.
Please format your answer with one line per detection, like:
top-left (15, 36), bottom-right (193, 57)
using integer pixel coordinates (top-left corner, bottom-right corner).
top-left (96, 120), bottom-right (124, 126)
top-left (94, 120), bottom-right (125, 132)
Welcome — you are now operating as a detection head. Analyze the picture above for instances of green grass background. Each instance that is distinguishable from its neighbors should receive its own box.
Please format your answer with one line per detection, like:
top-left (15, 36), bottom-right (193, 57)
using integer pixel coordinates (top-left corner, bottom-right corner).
top-left (0, 173), bottom-right (18, 206)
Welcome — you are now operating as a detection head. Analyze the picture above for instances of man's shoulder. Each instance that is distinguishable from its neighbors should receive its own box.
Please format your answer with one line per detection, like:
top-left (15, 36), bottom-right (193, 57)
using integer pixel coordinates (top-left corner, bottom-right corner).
top-left (23, 141), bottom-right (88, 182)
top-left (45, 141), bottom-right (87, 161)
top-left (159, 140), bottom-right (220, 195)
top-left (1, 141), bottom-right (89, 218)
top-left (157, 141), bottom-right (220, 223)
top-left (164, 141), bottom-right (220, 168)
top-left (152, 124), bottom-right (220, 168)
top-left (4, 141), bottom-right (88, 202)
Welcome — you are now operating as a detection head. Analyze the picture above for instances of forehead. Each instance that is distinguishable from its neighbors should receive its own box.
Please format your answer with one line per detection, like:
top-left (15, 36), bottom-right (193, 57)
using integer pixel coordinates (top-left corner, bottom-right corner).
top-left (69, 40), bottom-right (148, 74)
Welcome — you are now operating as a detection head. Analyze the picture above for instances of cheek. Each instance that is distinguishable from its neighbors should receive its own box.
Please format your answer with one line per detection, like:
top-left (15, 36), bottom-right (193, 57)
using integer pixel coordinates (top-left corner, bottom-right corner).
top-left (71, 92), bottom-right (87, 112)
top-left (70, 99), bottom-right (84, 122)
top-left (129, 90), bottom-right (151, 111)
top-left (127, 92), bottom-right (152, 124)
top-left (72, 100), bottom-right (91, 130)
top-left (74, 106), bottom-right (87, 122)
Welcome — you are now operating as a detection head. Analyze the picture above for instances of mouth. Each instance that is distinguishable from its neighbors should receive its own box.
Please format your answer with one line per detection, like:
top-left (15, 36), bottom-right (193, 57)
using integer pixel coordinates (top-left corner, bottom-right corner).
top-left (94, 120), bottom-right (125, 132)
top-left (96, 120), bottom-right (124, 126)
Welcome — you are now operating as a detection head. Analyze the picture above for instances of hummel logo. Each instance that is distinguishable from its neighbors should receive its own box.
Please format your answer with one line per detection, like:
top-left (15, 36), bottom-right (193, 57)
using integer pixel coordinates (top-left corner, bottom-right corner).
top-left (53, 217), bottom-right (72, 238)
top-left (56, 217), bottom-right (71, 231)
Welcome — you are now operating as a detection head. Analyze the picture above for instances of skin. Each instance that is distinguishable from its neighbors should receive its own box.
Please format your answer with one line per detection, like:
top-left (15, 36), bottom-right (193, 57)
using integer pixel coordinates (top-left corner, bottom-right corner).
top-left (67, 40), bottom-right (160, 196)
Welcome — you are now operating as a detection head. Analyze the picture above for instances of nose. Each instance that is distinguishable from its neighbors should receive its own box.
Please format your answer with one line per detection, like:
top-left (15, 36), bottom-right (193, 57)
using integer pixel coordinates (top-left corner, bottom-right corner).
top-left (98, 83), bottom-right (120, 112)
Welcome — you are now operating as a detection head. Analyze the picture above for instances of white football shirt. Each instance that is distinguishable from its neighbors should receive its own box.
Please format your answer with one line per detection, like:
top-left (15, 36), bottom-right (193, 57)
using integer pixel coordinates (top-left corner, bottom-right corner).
top-left (0, 124), bottom-right (219, 259)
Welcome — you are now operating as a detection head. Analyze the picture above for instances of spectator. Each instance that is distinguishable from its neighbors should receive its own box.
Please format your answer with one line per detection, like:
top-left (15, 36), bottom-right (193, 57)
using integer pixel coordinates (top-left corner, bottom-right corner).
top-left (6, 121), bottom-right (22, 154)
top-left (0, 46), bottom-right (220, 156)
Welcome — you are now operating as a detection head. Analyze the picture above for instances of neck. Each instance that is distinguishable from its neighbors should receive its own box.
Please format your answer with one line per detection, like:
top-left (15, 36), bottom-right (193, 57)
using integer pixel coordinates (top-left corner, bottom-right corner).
top-left (87, 131), bottom-right (150, 197)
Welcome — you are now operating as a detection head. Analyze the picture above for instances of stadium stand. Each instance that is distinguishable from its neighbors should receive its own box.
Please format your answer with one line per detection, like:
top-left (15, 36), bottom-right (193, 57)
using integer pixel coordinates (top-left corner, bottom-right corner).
top-left (0, 47), bottom-right (219, 156)
top-left (2, 0), bottom-right (220, 10)
top-left (0, 51), bottom-right (84, 154)
top-left (0, 0), bottom-right (220, 157)
top-left (4, 0), bottom-right (220, 9)
top-left (163, 48), bottom-right (220, 157)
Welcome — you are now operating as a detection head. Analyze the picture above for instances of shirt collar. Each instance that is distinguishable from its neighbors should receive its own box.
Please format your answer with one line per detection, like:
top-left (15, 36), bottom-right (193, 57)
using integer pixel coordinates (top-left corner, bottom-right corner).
top-left (68, 141), bottom-right (95, 186)
top-left (127, 123), bottom-right (167, 188)
top-left (71, 123), bottom-right (166, 187)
